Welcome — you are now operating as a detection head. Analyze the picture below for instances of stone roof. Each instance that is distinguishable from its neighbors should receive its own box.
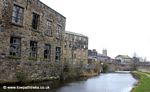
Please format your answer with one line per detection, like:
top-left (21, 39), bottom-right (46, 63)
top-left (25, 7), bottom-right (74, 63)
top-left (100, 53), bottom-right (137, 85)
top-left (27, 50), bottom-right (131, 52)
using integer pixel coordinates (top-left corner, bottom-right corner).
top-left (115, 55), bottom-right (131, 59)
top-left (65, 31), bottom-right (88, 37)
top-left (97, 54), bottom-right (111, 59)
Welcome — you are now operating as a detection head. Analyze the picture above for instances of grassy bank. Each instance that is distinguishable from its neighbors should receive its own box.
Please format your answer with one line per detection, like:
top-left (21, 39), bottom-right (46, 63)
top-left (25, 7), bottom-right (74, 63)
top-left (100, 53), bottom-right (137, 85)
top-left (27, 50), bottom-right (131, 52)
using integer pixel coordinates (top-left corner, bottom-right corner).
top-left (131, 71), bottom-right (150, 92)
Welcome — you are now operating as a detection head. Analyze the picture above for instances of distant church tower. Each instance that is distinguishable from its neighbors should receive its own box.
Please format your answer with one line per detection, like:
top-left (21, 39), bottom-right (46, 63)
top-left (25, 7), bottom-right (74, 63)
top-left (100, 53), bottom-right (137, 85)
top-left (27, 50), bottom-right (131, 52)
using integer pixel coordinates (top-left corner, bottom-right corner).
top-left (103, 49), bottom-right (107, 56)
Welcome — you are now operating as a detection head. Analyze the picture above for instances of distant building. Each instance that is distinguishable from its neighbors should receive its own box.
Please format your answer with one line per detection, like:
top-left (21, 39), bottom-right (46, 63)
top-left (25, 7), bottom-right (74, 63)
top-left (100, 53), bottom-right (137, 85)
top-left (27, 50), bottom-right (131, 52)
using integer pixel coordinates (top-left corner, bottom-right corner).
top-left (63, 31), bottom-right (88, 66)
top-left (115, 55), bottom-right (133, 64)
top-left (137, 61), bottom-right (150, 66)
top-left (88, 49), bottom-right (97, 58)
top-left (97, 53), bottom-right (111, 62)
top-left (88, 49), bottom-right (111, 63)
top-left (88, 49), bottom-right (98, 63)
top-left (102, 49), bottom-right (107, 56)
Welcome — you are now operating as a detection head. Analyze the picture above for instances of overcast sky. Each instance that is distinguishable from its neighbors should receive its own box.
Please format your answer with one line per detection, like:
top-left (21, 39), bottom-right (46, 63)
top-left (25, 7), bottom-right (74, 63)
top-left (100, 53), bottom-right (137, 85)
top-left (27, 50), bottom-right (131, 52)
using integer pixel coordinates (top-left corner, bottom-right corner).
top-left (41, 0), bottom-right (150, 60)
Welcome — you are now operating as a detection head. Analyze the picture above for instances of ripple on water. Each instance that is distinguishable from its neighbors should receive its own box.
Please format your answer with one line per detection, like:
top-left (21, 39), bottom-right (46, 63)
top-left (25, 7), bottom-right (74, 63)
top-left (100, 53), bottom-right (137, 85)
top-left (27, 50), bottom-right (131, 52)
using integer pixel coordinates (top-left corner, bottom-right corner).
top-left (56, 72), bottom-right (137, 92)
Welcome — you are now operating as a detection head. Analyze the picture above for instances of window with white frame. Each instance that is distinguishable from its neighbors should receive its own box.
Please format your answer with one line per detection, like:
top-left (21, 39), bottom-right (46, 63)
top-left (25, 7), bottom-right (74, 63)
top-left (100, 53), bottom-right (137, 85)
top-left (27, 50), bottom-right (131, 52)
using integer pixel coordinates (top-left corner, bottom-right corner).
top-left (44, 44), bottom-right (51, 60)
top-left (9, 37), bottom-right (21, 56)
top-left (29, 41), bottom-right (37, 58)
top-left (12, 4), bottom-right (24, 25)
top-left (45, 20), bottom-right (52, 36)
top-left (55, 47), bottom-right (61, 62)
top-left (56, 25), bottom-right (62, 39)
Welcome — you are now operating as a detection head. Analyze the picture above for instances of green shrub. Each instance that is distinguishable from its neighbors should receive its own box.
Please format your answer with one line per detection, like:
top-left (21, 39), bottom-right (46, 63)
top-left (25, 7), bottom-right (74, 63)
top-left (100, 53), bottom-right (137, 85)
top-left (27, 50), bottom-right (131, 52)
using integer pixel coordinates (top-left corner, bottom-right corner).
top-left (102, 63), bottom-right (108, 73)
top-left (15, 67), bottom-right (28, 83)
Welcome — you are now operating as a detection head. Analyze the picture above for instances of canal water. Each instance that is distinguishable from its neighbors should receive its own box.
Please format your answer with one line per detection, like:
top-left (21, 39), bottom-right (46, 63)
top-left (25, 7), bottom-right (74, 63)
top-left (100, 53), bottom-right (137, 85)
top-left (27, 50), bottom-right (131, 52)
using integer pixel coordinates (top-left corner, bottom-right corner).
top-left (0, 71), bottom-right (137, 92)
top-left (53, 71), bottom-right (137, 92)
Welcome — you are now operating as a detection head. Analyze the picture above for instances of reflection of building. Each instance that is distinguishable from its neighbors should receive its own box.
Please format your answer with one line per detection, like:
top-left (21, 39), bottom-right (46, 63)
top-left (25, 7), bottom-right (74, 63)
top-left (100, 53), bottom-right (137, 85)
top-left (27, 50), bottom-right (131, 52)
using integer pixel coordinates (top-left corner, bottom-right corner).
top-left (115, 55), bottom-right (133, 64)
top-left (63, 31), bottom-right (88, 66)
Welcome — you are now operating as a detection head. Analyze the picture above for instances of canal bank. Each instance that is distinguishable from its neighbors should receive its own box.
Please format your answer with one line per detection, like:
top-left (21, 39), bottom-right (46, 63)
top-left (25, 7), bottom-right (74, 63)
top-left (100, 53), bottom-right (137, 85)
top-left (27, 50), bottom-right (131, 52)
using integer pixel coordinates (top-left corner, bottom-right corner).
top-left (0, 58), bottom-right (101, 87)
top-left (0, 65), bottom-right (100, 90)
top-left (0, 71), bottom-right (137, 92)
top-left (0, 73), bottom-right (96, 92)
top-left (131, 71), bottom-right (150, 92)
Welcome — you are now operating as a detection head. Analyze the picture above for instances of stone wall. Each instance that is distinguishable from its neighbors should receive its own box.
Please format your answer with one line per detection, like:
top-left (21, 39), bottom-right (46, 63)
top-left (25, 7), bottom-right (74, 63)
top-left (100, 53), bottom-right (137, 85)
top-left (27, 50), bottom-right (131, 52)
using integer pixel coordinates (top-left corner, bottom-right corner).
top-left (103, 63), bottom-right (135, 72)
top-left (0, 0), bottom-right (4, 32)
top-left (0, 59), bottom-right (63, 83)
top-left (136, 65), bottom-right (150, 73)
top-left (0, 0), bottom-right (2, 20)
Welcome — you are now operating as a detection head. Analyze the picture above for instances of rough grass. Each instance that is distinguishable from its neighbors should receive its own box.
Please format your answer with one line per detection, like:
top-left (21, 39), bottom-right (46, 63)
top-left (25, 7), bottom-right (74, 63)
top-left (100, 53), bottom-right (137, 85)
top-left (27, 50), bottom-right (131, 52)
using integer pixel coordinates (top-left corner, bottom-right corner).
top-left (131, 71), bottom-right (150, 92)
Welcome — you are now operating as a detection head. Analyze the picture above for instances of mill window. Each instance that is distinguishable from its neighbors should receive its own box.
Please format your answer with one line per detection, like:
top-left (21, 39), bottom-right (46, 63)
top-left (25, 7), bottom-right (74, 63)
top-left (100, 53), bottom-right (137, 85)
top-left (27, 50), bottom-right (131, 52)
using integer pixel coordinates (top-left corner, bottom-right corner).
top-left (56, 25), bottom-right (62, 39)
top-left (29, 41), bottom-right (37, 58)
top-left (55, 47), bottom-right (61, 62)
top-left (10, 37), bottom-right (21, 56)
top-left (32, 12), bottom-right (39, 30)
top-left (44, 44), bottom-right (51, 60)
top-left (45, 20), bottom-right (52, 36)
top-left (12, 4), bottom-right (24, 25)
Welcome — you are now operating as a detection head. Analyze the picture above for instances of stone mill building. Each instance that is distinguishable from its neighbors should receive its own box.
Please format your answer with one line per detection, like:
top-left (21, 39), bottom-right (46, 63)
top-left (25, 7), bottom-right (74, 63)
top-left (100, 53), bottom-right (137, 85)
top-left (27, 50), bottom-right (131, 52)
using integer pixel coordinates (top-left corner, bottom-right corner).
top-left (0, 0), bottom-right (66, 82)
top-left (63, 31), bottom-right (88, 67)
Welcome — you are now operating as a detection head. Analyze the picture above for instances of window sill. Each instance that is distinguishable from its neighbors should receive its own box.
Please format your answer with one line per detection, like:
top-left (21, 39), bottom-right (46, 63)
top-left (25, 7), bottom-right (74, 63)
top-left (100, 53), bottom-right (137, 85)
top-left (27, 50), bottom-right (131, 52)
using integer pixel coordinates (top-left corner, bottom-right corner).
top-left (84, 48), bottom-right (88, 50)
top-left (31, 28), bottom-right (41, 33)
top-left (43, 58), bottom-right (50, 61)
top-left (28, 57), bottom-right (37, 61)
top-left (56, 37), bottom-right (62, 40)
top-left (45, 34), bottom-right (53, 37)
top-left (55, 60), bottom-right (60, 62)
top-left (11, 22), bottom-right (23, 27)
top-left (8, 55), bottom-right (21, 59)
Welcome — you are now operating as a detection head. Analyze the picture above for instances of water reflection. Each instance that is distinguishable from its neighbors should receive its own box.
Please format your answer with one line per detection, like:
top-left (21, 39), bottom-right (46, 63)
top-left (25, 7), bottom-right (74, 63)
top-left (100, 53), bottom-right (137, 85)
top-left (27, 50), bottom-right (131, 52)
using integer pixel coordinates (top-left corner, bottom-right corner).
top-left (56, 72), bottom-right (137, 92)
